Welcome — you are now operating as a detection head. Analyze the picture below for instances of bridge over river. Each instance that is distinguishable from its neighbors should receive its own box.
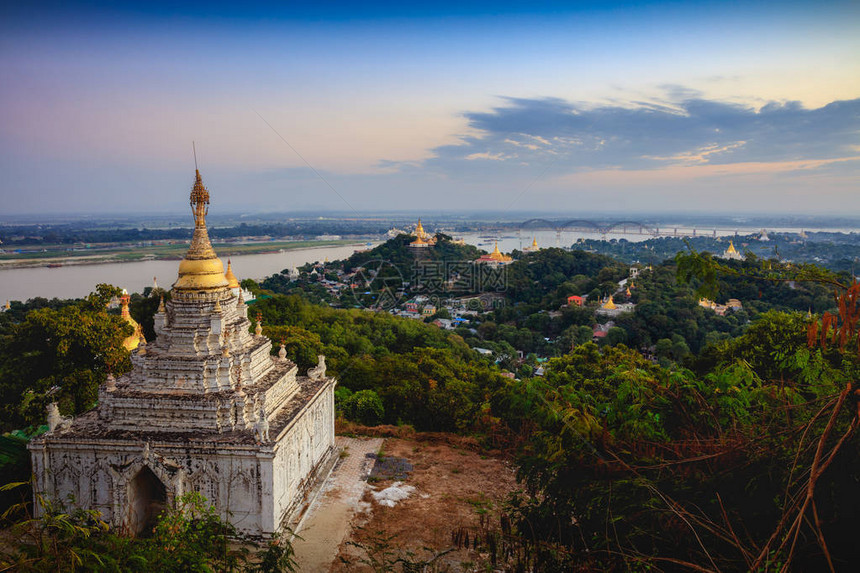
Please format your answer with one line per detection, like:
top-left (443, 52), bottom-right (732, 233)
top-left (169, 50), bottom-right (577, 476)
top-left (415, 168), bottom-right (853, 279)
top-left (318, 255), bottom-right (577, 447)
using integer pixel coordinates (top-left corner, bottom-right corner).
top-left (514, 218), bottom-right (746, 238)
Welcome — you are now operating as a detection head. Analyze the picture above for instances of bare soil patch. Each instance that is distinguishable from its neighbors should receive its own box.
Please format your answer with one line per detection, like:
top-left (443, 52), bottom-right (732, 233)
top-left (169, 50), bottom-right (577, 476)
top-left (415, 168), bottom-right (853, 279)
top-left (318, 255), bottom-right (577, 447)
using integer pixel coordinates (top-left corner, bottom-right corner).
top-left (332, 435), bottom-right (519, 572)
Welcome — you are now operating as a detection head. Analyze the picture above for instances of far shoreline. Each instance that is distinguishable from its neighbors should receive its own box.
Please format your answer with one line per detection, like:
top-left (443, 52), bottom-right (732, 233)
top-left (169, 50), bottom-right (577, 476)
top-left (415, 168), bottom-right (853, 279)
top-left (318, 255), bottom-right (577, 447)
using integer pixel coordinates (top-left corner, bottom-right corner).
top-left (0, 240), bottom-right (368, 271)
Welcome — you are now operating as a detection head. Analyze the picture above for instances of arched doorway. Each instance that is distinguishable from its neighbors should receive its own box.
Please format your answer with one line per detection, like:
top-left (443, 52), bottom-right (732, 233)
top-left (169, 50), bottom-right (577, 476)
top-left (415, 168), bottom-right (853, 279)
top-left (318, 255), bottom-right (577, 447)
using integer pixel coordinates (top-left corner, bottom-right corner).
top-left (127, 466), bottom-right (167, 536)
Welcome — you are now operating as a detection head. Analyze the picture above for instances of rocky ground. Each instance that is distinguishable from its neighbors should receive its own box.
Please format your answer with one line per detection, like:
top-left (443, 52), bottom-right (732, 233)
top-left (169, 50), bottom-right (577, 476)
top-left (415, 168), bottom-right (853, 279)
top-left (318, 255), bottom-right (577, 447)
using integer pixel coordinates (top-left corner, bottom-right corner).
top-left (329, 434), bottom-right (519, 573)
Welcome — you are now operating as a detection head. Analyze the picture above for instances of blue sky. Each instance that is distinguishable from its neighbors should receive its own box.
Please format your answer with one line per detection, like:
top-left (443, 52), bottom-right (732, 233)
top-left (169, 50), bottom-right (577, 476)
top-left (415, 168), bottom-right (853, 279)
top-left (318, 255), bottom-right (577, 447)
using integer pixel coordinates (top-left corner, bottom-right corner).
top-left (1, 1), bottom-right (858, 215)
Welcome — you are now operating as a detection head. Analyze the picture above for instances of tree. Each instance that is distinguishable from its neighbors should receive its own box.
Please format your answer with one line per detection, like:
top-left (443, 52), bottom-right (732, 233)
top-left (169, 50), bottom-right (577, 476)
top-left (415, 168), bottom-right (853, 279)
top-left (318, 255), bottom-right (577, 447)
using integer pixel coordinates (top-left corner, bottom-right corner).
top-left (0, 292), bottom-right (132, 431)
top-left (262, 325), bottom-right (325, 371)
top-left (604, 326), bottom-right (627, 346)
top-left (342, 389), bottom-right (385, 426)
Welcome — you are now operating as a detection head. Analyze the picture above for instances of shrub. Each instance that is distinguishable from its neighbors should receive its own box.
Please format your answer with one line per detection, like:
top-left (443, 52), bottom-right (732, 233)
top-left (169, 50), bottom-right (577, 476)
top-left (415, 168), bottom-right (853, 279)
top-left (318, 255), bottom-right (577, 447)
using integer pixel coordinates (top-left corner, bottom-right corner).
top-left (342, 389), bottom-right (385, 426)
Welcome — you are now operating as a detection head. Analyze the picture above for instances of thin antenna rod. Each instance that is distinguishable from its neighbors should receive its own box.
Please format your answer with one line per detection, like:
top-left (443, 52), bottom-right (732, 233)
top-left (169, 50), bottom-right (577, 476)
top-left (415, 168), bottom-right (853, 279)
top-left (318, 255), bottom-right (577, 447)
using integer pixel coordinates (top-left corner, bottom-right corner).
top-left (192, 141), bottom-right (198, 170)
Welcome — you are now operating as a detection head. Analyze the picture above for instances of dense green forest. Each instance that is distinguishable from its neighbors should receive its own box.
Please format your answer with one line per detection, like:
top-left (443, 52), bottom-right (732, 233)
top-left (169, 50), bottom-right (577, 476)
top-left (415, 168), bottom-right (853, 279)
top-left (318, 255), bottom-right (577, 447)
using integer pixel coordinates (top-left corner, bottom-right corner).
top-left (2, 240), bottom-right (860, 570)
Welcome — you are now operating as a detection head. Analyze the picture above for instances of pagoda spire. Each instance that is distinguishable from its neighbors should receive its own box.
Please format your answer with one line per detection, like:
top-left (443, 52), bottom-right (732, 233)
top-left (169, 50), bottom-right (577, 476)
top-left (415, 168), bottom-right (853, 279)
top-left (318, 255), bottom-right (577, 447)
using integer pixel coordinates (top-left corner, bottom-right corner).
top-left (225, 259), bottom-right (240, 289)
top-left (120, 289), bottom-right (143, 350)
top-left (173, 169), bottom-right (229, 291)
top-left (190, 169), bottom-right (210, 227)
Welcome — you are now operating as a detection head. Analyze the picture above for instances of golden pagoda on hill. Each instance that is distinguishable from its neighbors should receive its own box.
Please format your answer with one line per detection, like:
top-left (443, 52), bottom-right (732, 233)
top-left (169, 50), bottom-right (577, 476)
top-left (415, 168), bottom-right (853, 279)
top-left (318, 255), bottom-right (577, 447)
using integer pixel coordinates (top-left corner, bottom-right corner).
top-left (524, 236), bottom-right (540, 253)
top-left (409, 218), bottom-right (436, 248)
top-left (721, 240), bottom-right (743, 261)
top-left (476, 241), bottom-right (513, 266)
top-left (602, 295), bottom-right (617, 310)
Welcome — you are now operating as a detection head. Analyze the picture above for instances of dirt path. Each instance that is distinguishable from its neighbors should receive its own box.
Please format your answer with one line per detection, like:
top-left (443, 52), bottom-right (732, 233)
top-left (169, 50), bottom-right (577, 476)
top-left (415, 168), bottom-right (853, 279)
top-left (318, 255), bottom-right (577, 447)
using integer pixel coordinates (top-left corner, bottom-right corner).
top-left (292, 436), bottom-right (383, 572)
top-left (333, 437), bottom-right (519, 572)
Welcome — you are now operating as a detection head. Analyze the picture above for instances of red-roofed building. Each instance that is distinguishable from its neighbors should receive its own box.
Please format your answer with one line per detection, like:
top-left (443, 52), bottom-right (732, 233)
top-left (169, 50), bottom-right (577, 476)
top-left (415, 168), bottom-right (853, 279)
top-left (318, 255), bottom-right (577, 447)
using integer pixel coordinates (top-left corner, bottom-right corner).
top-left (567, 295), bottom-right (585, 307)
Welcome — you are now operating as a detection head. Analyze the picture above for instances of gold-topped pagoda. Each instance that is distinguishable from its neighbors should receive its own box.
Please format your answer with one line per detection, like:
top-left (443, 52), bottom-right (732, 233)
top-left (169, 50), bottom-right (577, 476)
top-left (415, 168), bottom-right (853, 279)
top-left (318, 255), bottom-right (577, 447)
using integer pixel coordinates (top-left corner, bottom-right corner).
top-left (408, 218), bottom-right (436, 248)
top-left (174, 170), bottom-right (229, 291)
top-left (30, 167), bottom-right (338, 538)
top-left (721, 240), bottom-right (743, 261)
top-left (602, 295), bottom-right (616, 310)
top-left (476, 241), bottom-right (513, 265)
top-left (119, 290), bottom-right (144, 351)
top-left (224, 259), bottom-right (240, 289)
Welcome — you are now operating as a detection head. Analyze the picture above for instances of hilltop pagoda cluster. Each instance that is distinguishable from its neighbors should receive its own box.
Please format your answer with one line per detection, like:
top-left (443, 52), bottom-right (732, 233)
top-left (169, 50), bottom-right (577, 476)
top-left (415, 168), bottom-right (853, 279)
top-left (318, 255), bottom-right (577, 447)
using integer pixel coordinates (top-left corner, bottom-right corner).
top-left (408, 218), bottom-right (437, 248)
top-left (29, 171), bottom-right (337, 536)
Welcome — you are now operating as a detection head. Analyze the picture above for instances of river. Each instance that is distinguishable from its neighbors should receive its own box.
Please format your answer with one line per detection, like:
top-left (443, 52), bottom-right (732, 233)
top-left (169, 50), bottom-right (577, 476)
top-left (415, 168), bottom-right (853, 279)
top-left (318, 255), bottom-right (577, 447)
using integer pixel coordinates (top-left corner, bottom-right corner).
top-left (0, 244), bottom-right (369, 303)
top-left (2, 225), bottom-right (849, 303)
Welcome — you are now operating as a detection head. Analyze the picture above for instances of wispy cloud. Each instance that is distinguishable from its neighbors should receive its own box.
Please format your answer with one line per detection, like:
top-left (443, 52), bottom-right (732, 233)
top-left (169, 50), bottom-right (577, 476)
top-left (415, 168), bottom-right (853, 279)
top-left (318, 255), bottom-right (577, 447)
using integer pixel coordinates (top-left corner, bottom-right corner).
top-left (401, 92), bottom-right (860, 179)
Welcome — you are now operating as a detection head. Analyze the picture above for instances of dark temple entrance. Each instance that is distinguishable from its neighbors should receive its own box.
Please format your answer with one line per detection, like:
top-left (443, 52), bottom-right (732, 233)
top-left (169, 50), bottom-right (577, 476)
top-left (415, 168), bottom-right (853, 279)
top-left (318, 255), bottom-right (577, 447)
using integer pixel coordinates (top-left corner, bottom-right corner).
top-left (128, 466), bottom-right (167, 536)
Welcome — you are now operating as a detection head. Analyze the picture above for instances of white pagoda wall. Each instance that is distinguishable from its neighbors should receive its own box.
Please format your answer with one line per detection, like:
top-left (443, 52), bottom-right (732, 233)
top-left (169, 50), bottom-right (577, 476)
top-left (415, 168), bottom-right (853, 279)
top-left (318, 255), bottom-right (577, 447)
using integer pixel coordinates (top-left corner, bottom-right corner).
top-left (271, 385), bottom-right (336, 527)
top-left (30, 381), bottom-right (335, 536)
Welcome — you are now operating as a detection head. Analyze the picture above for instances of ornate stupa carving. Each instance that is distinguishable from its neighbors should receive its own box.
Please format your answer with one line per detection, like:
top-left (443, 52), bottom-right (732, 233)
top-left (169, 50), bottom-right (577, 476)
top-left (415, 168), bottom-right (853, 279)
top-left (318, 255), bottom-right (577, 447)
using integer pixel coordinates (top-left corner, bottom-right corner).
top-left (30, 169), bottom-right (337, 536)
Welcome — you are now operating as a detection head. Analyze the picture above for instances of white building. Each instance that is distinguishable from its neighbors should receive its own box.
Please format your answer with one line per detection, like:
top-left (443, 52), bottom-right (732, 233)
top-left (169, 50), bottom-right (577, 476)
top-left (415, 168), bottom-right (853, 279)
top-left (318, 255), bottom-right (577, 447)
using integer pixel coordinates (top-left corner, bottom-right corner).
top-left (29, 170), bottom-right (337, 536)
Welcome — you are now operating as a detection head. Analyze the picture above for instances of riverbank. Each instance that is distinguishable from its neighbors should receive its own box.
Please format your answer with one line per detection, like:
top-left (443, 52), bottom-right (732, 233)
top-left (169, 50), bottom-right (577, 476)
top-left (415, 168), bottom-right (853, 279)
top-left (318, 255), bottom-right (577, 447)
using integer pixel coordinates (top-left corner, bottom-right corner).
top-left (0, 239), bottom-right (362, 270)
top-left (0, 243), bottom-right (375, 303)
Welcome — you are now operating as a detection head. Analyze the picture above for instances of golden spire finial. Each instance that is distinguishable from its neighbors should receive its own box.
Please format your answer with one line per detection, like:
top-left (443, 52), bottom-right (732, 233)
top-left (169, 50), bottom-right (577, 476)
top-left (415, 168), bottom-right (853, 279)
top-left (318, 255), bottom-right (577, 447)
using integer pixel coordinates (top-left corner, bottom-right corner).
top-left (173, 168), bottom-right (228, 291)
top-left (190, 169), bottom-right (210, 227)
top-left (532, 236), bottom-right (538, 247)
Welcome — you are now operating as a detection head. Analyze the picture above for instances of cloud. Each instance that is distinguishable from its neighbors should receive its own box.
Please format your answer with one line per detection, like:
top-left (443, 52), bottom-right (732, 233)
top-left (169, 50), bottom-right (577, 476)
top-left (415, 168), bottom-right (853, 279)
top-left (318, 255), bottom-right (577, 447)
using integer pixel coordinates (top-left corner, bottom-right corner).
top-left (406, 92), bottom-right (860, 179)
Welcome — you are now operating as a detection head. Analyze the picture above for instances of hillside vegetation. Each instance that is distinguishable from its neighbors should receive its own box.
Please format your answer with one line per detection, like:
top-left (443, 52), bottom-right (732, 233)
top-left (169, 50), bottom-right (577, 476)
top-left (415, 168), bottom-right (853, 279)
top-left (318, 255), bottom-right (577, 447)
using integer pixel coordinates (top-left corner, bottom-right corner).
top-left (1, 242), bottom-right (859, 571)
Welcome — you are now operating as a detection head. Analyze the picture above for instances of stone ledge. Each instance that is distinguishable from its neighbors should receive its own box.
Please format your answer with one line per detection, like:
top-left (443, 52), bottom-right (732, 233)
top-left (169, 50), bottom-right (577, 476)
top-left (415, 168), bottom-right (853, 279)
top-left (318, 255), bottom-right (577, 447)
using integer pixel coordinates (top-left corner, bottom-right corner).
top-left (269, 377), bottom-right (333, 439)
top-left (31, 377), bottom-right (331, 447)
